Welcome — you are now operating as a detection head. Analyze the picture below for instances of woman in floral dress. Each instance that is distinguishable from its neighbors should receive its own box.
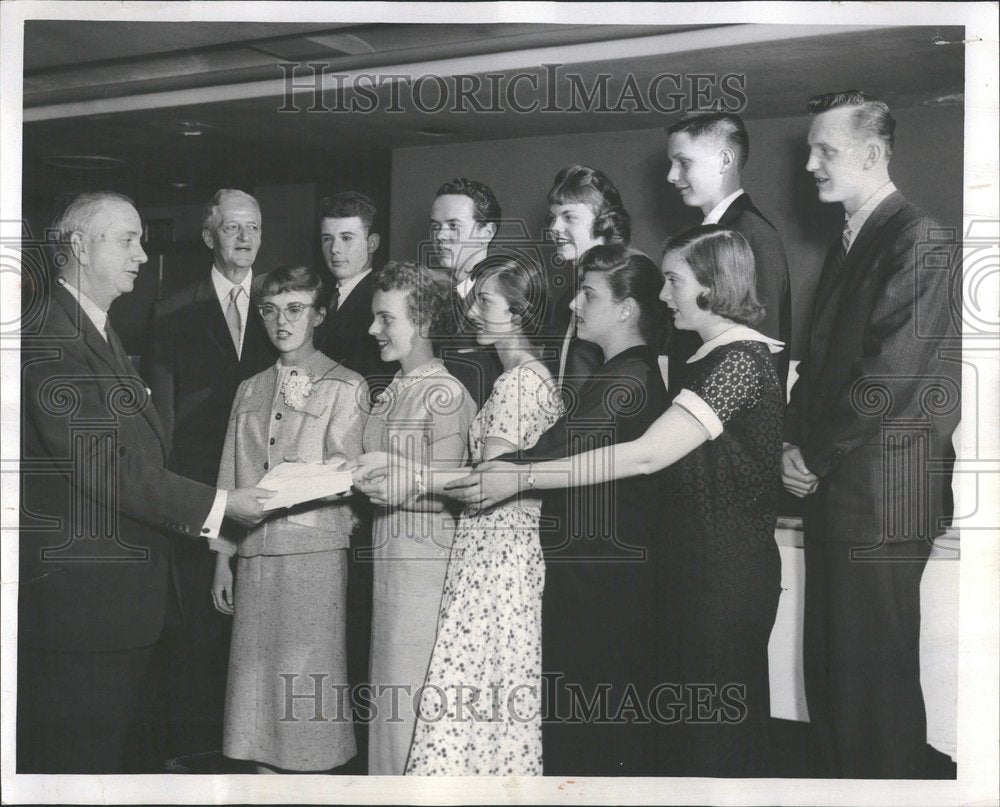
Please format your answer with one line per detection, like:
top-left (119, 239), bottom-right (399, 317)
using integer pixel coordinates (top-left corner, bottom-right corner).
top-left (448, 226), bottom-right (786, 776)
top-left (354, 254), bottom-right (562, 775)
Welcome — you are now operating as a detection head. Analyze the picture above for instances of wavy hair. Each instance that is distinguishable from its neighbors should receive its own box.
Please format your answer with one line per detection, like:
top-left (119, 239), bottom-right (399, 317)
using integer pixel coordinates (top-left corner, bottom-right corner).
top-left (662, 225), bottom-right (764, 327)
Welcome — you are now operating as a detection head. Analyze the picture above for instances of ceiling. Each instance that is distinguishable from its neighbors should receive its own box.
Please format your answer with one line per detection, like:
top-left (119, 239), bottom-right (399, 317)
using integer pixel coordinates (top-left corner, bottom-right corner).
top-left (20, 21), bottom-right (965, 208)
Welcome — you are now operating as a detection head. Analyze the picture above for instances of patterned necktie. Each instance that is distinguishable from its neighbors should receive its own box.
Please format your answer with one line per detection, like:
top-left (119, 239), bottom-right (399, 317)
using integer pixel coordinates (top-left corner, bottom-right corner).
top-left (226, 285), bottom-right (244, 354)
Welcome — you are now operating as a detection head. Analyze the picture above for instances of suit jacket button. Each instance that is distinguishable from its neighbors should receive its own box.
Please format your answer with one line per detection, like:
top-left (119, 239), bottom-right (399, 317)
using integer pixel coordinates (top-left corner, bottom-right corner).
top-left (275, 413), bottom-right (282, 420)
top-left (269, 437), bottom-right (275, 445)
top-left (264, 461), bottom-right (269, 470)
top-left (201, 527), bottom-right (210, 534)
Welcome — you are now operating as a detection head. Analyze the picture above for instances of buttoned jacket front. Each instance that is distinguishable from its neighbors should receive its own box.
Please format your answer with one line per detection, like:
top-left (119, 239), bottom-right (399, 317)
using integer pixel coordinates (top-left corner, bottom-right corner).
top-left (212, 350), bottom-right (368, 557)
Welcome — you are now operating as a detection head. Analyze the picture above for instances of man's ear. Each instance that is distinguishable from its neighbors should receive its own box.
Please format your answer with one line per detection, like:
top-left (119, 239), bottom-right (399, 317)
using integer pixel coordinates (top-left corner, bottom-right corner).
top-left (478, 221), bottom-right (498, 242)
top-left (863, 141), bottom-right (883, 170)
top-left (201, 228), bottom-right (215, 250)
top-left (69, 231), bottom-right (87, 265)
top-left (368, 232), bottom-right (381, 255)
top-left (719, 146), bottom-right (737, 174)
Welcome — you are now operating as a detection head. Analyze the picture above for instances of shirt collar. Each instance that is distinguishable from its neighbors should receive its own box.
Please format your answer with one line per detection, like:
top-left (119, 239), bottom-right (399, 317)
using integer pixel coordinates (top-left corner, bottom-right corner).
top-left (455, 274), bottom-right (475, 300)
top-left (211, 265), bottom-right (253, 303)
top-left (701, 189), bottom-right (745, 225)
top-left (335, 268), bottom-right (372, 305)
top-left (844, 181), bottom-right (896, 250)
top-left (58, 276), bottom-right (108, 337)
top-left (687, 323), bottom-right (784, 364)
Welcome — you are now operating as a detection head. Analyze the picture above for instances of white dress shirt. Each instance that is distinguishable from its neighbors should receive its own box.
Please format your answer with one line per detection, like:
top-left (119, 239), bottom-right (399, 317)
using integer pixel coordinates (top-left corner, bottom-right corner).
top-left (334, 267), bottom-right (372, 310)
top-left (702, 189), bottom-right (746, 225)
top-left (843, 181), bottom-right (897, 252)
top-left (211, 266), bottom-right (253, 354)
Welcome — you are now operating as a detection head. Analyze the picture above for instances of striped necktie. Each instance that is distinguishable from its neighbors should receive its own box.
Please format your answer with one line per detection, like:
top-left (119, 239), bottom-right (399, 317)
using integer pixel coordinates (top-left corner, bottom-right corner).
top-left (226, 285), bottom-right (244, 354)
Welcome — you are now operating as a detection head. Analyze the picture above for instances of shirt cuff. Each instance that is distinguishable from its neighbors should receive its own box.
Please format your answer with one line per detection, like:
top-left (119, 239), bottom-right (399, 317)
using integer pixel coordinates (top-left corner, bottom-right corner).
top-left (201, 489), bottom-right (227, 539)
top-left (674, 389), bottom-right (724, 440)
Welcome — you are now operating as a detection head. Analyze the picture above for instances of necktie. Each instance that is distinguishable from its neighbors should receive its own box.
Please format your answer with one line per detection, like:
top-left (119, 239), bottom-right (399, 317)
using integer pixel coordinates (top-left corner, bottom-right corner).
top-left (329, 284), bottom-right (341, 313)
top-left (226, 285), bottom-right (244, 354)
top-left (104, 320), bottom-right (134, 376)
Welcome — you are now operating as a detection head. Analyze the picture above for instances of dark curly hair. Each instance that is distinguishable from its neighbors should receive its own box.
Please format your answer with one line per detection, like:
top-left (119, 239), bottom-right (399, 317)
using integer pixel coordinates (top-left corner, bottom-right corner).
top-left (662, 225), bottom-right (764, 327)
top-left (434, 178), bottom-right (502, 229)
top-left (373, 260), bottom-right (456, 339)
top-left (547, 164), bottom-right (631, 245)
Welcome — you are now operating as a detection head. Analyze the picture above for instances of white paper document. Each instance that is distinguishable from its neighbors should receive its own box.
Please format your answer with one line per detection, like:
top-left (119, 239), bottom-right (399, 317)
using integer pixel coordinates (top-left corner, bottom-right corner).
top-left (256, 461), bottom-right (354, 511)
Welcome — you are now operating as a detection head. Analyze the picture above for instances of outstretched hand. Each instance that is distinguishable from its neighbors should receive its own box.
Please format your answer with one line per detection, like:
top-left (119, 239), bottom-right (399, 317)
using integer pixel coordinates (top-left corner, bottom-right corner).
top-left (225, 486), bottom-right (276, 527)
top-left (347, 451), bottom-right (408, 506)
top-left (443, 460), bottom-right (522, 509)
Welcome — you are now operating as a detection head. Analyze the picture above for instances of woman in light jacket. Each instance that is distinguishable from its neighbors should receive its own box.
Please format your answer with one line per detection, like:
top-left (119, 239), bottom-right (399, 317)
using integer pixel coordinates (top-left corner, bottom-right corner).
top-left (211, 264), bottom-right (368, 773)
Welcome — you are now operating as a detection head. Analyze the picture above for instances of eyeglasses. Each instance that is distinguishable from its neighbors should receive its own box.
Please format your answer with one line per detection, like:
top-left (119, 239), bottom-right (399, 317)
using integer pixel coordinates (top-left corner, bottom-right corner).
top-left (257, 303), bottom-right (313, 322)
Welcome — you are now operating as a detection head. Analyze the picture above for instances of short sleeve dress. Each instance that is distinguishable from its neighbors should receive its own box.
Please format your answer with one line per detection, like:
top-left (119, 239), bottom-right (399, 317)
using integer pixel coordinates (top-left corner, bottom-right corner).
top-left (406, 362), bottom-right (563, 775)
top-left (664, 337), bottom-right (784, 776)
top-left (363, 359), bottom-right (477, 775)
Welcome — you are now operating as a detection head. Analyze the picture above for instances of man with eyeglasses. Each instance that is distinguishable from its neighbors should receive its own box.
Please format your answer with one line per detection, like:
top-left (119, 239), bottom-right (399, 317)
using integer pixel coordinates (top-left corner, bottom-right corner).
top-left (142, 188), bottom-right (277, 764)
top-left (19, 191), bottom-right (274, 773)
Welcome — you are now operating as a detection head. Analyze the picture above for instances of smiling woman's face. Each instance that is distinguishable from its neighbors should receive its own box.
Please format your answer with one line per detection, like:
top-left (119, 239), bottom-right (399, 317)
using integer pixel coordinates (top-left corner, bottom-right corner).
top-left (547, 201), bottom-right (601, 263)
top-left (368, 287), bottom-right (420, 364)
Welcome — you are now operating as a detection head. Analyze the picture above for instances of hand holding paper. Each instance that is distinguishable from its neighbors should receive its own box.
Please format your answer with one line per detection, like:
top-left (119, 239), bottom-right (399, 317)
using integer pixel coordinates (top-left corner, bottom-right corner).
top-left (257, 461), bottom-right (354, 511)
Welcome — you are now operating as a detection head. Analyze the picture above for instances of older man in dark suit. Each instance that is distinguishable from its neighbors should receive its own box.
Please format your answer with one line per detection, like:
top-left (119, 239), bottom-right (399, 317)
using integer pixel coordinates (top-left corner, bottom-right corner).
top-left (783, 91), bottom-right (960, 778)
top-left (141, 188), bottom-right (276, 758)
top-left (19, 192), bottom-right (271, 773)
top-left (666, 111), bottom-right (792, 389)
top-left (313, 191), bottom-right (397, 394)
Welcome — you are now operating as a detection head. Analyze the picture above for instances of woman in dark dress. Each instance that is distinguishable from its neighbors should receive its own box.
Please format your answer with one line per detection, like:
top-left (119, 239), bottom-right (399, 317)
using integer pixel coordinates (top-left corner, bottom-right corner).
top-left (516, 244), bottom-right (670, 775)
top-left (446, 225), bottom-right (785, 777)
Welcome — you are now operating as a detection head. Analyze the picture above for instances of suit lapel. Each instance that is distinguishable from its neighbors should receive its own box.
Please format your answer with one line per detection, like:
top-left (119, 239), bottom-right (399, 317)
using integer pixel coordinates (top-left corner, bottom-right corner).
top-left (837, 192), bottom-right (906, 297)
top-left (194, 276), bottom-right (239, 363)
top-left (51, 285), bottom-right (170, 450)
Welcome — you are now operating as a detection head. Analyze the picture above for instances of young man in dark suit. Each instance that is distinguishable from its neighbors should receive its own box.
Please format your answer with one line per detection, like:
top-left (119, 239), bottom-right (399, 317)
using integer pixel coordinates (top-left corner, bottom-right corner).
top-left (313, 191), bottom-right (397, 396)
top-left (310, 191), bottom-right (395, 774)
top-left (19, 192), bottom-right (272, 773)
top-left (782, 91), bottom-right (960, 778)
top-left (429, 177), bottom-right (503, 408)
top-left (141, 188), bottom-right (277, 760)
top-left (666, 111), bottom-right (792, 388)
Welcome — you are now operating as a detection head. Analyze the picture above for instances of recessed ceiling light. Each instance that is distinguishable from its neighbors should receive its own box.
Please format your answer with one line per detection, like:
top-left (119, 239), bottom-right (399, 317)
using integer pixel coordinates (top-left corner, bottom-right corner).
top-left (43, 155), bottom-right (125, 170)
top-left (177, 120), bottom-right (210, 136)
top-left (170, 181), bottom-right (192, 189)
top-left (417, 127), bottom-right (456, 137)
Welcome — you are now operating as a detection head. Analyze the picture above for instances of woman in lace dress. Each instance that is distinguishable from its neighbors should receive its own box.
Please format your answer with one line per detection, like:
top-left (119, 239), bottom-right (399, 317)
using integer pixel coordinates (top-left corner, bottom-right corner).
top-left (448, 226), bottom-right (785, 777)
top-left (354, 254), bottom-right (562, 775)
top-left (361, 261), bottom-right (477, 775)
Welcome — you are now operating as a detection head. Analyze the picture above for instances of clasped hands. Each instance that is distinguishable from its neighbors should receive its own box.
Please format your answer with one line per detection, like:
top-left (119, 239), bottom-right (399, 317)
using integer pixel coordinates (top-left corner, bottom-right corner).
top-left (346, 452), bottom-right (524, 509)
top-left (781, 443), bottom-right (819, 498)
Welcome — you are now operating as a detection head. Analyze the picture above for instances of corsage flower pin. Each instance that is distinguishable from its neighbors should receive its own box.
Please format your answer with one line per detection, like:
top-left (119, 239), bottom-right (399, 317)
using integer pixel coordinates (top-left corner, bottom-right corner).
top-left (281, 370), bottom-right (314, 411)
